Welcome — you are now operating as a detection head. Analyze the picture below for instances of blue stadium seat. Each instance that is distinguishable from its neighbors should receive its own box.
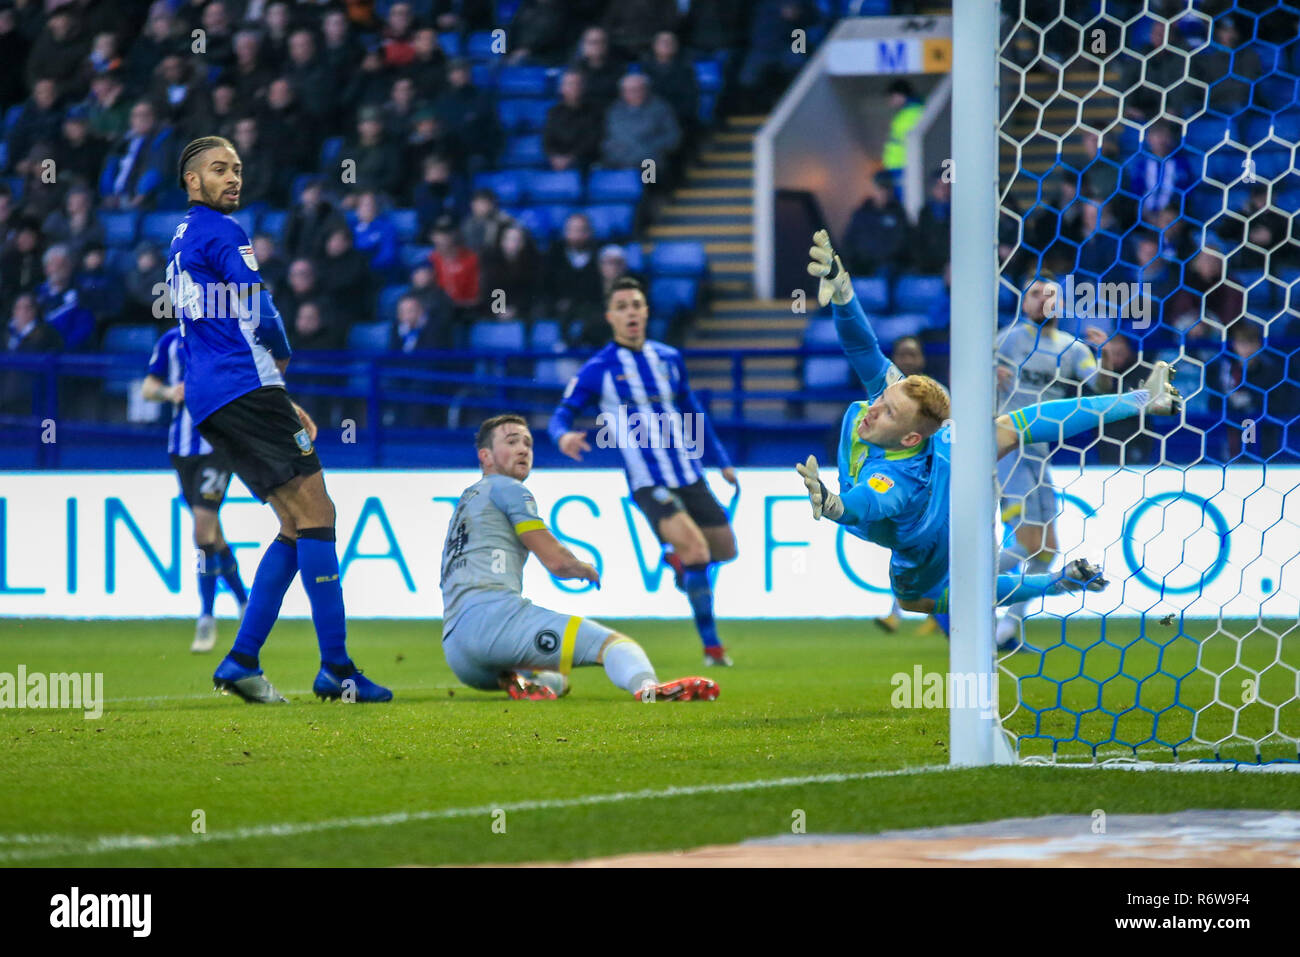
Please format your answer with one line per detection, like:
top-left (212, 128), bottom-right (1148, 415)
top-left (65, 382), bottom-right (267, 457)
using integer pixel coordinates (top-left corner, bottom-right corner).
top-left (1206, 144), bottom-right (1249, 184)
top-left (1271, 109), bottom-right (1300, 144)
top-left (1251, 146), bottom-right (1291, 181)
top-left (584, 204), bottom-right (635, 240)
top-left (495, 66), bottom-right (552, 98)
top-left (534, 358), bottom-right (569, 386)
top-left (998, 280), bottom-right (1018, 314)
top-left (101, 211), bottom-right (139, 247)
top-left (257, 209), bottom-right (287, 239)
top-left (438, 32), bottom-right (461, 56)
top-left (232, 209), bottom-right (256, 237)
top-left (802, 318), bottom-right (838, 347)
top-left (466, 31), bottom-right (498, 59)
top-left (400, 244), bottom-right (433, 271)
top-left (623, 242), bottom-right (643, 272)
top-left (501, 133), bottom-right (545, 167)
top-left (804, 356), bottom-right (851, 389)
top-left (106, 247), bottom-right (136, 276)
top-left (319, 136), bottom-right (344, 170)
top-left (851, 275), bottom-right (890, 313)
top-left (510, 206), bottom-right (554, 242)
top-left (586, 168), bottom-right (642, 204)
top-left (530, 319), bottom-right (561, 350)
top-left (347, 320), bottom-right (392, 353)
top-left (469, 319), bottom-right (526, 351)
top-left (140, 211), bottom-right (182, 245)
top-left (893, 275), bottom-right (946, 313)
top-left (649, 241), bottom-right (706, 277)
top-left (873, 313), bottom-right (929, 349)
top-left (649, 277), bottom-right (699, 315)
top-left (694, 59), bottom-right (723, 92)
top-left (498, 98), bottom-right (551, 132)
top-left (471, 63), bottom-right (494, 89)
top-left (473, 170), bottom-right (523, 205)
top-left (1183, 117), bottom-right (1234, 152)
top-left (101, 325), bottom-right (158, 354)
top-left (1255, 75), bottom-right (1297, 112)
top-left (541, 204), bottom-right (576, 235)
top-left (3, 103), bottom-right (23, 132)
top-left (155, 188), bottom-right (189, 210)
top-left (698, 92), bottom-right (717, 126)
top-left (497, 0), bottom-right (523, 23)
top-left (379, 284), bottom-right (411, 322)
top-left (648, 317), bottom-right (669, 341)
top-left (390, 207), bottom-right (420, 242)
top-left (523, 169), bottom-right (582, 203)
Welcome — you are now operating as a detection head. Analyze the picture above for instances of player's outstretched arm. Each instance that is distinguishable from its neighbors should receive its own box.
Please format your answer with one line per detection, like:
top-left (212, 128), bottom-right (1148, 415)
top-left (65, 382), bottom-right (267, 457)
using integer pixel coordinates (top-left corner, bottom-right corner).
top-left (807, 230), bottom-right (892, 393)
top-left (519, 528), bottom-right (600, 586)
top-left (548, 367), bottom-right (602, 461)
top-left (140, 375), bottom-right (182, 404)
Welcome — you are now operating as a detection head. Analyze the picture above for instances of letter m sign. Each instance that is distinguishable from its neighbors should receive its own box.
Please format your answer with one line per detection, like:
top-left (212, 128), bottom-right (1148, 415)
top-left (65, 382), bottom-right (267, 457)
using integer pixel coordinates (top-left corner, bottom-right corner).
top-left (876, 40), bottom-right (909, 73)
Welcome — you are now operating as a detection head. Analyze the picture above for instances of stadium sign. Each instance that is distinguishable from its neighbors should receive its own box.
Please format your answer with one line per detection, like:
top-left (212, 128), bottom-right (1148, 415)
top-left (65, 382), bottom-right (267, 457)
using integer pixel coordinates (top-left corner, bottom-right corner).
top-left (0, 468), bottom-right (1293, 620)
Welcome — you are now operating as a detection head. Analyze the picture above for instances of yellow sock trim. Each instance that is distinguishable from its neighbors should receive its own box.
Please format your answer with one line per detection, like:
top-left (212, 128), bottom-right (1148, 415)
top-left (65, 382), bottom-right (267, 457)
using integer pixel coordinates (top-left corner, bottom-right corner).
top-left (559, 616), bottom-right (582, 675)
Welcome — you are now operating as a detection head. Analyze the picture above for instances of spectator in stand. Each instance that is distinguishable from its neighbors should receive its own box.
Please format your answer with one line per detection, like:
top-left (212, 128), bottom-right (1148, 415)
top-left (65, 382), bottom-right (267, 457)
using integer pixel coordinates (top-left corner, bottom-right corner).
top-left (544, 211), bottom-right (602, 328)
top-left (600, 73), bottom-right (681, 176)
top-left (121, 242), bottom-right (165, 327)
top-left (13, 139), bottom-right (64, 223)
top-left (349, 189), bottom-right (400, 277)
top-left (913, 168), bottom-right (951, 275)
top-left (0, 186), bottom-right (13, 244)
top-left (341, 42), bottom-right (394, 119)
top-left (2, 293), bottom-right (62, 414)
top-left (1217, 184), bottom-right (1296, 275)
top-left (289, 299), bottom-right (343, 350)
top-left (1193, 15), bottom-right (1261, 115)
top-left (1215, 319), bottom-right (1284, 460)
top-left (480, 224), bottom-right (542, 321)
top-left (198, 0), bottom-right (237, 73)
top-left (1121, 120), bottom-right (1192, 228)
top-left (126, 7), bottom-right (181, 91)
top-left (150, 55), bottom-right (213, 140)
top-left (391, 291), bottom-right (452, 351)
top-left (258, 77), bottom-right (319, 178)
top-left (380, 1), bottom-right (418, 70)
top-left (604, 0), bottom-right (678, 61)
top-left (406, 106), bottom-right (458, 181)
top-left (412, 152), bottom-right (466, 233)
top-left (261, 1), bottom-right (294, 72)
top-left (1078, 130), bottom-right (1119, 204)
top-left (569, 27), bottom-right (623, 113)
top-left (1168, 249), bottom-right (1243, 341)
top-left (283, 177), bottom-right (348, 262)
top-left (433, 58), bottom-right (500, 175)
top-left (286, 28), bottom-right (338, 133)
top-left (98, 100), bottom-right (173, 211)
top-left (84, 68), bottom-right (131, 143)
top-left (229, 30), bottom-right (273, 105)
top-left (0, 4), bottom-right (30, 111)
top-left (735, 0), bottom-right (819, 113)
top-left (5, 78), bottom-right (63, 173)
top-left (278, 257), bottom-right (322, 328)
top-left (321, 8), bottom-right (363, 77)
top-left (318, 226), bottom-right (376, 323)
top-left (344, 105), bottom-right (404, 198)
top-left (460, 188), bottom-right (514, 256)
top-left (407, 263), bottom-right (457, 328)
top-left (428, 214), bottom-right (480, 310)
top-left (842, 170), bottom-right (911, 277)
top-left (75, 242), bottom-right (122, 327)
top-left (49, 106), bottom-right (106, 197)
top-left (35, 243), bottom-right (94, 350)
top-left (78, 31), bottom-right (123, 91)
top-left (881, 79), bottom-right (923, 199)
top-left (205, 80), bottom-right (240, 141)
top-left (26, 7), bottom-right (88, 91)
top-left (404, 26), bottom-right (447, 94)
top-left (507, 0), bottom-right (573, 65)
top-left (230, 115), bottom-right (277, 206)
top-left (890, 335), bottom-right (927, 377)
top-left (430, 0), bottom-right (495, 34)
top-left (1, 218), bottom-right (47, 313)
top-left (570, 242), bottom-right (642, 347)
top-left (642, 30), bottom-right (699, 149)
top-left (251, 233), bottom-right (287, 294)
top-left (1091, 332), bottom-right (1152, 465)
top-left (542, 70), bottom-right (602, 172)
top-left (382, 76), bottom-right (421, 140)
top-left (41, 186), bottom-right (104, 261)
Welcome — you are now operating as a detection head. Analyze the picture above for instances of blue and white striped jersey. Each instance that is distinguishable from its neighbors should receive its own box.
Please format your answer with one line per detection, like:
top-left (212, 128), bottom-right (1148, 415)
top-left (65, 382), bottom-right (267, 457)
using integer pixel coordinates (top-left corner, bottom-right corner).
top-left (548, 340), bottom-right (731, 491)
top-left (145, 326), bottom-right (212, 457)
top-left (168, 202), bottom-right (291, 424)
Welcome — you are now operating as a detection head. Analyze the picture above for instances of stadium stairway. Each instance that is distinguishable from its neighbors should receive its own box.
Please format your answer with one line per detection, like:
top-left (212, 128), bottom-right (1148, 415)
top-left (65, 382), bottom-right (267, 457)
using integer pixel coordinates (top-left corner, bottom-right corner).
top-left (650, 114), bottom-right (802, 419)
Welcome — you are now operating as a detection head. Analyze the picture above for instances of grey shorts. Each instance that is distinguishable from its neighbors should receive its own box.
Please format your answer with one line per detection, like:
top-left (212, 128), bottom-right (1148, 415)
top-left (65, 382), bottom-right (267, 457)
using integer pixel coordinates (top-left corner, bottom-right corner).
top-left (998, 451), bottom-right (1059, 527)
top-left (441, 594), bottom-right (614, 690)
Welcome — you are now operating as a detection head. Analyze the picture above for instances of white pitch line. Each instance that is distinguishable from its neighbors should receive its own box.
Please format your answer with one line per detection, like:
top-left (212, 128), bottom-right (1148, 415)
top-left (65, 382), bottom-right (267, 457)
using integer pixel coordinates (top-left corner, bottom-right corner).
top-left (0, 765), bottom-right (951, 863)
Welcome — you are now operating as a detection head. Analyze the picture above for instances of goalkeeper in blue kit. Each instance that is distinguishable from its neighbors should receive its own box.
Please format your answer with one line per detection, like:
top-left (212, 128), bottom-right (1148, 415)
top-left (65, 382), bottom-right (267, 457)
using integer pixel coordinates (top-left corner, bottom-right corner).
top-left (795, 231), bottom-right (1181, 632)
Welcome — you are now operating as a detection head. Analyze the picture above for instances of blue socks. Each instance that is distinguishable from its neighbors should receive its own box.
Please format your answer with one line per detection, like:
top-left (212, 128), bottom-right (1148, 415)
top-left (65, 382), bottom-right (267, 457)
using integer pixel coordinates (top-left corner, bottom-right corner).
top-left (217, 545), bottom-right (248, 605)
top-left (683, 563), bottom-right (721, 650)
top-left (1009, 391), bottom-right (1149, 445)
top-left (197, 544), bottom-right (219, 616)
top-left (231, 534), bottom-right (299, 661)
top-left (296, 527), bottom-right (349, 667)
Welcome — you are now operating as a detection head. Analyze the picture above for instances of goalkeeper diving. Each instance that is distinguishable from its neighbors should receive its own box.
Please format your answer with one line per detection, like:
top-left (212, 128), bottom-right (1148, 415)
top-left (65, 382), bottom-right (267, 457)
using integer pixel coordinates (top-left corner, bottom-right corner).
top-left (795, 230), bottom-right (1181, 633)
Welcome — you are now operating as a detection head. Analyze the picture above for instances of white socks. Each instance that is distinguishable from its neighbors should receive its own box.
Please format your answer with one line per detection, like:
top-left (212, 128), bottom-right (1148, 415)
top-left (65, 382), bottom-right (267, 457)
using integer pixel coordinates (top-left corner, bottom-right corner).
top-left (602, 638), bottom-right (657, 693)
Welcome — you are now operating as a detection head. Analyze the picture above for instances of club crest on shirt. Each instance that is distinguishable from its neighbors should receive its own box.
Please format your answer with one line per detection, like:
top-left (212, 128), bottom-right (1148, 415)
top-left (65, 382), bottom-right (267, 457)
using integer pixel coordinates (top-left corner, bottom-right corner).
top-left (238, 244), bottom-right (259, 271)
top-left (867, 472), bottom-right (894, 493)
top-left (293, 428), bottom-right (313, 454)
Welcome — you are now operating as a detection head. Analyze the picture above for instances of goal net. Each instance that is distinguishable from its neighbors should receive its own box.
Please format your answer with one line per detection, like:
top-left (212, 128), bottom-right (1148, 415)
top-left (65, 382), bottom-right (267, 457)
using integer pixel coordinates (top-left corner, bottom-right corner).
top-left (990, 0), bottom-right (1300, 765)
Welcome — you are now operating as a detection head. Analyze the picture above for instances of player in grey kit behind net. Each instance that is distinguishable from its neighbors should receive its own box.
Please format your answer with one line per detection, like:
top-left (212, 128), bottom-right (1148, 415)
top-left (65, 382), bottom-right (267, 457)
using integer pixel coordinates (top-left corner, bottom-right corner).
top-left (439, 413), bottom-right (719, 702)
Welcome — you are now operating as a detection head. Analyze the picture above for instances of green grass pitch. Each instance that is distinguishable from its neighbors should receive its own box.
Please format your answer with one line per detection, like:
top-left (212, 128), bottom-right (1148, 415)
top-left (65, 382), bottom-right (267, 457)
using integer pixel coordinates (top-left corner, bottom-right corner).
top-left (3, 617), bottom-right (1298, 866)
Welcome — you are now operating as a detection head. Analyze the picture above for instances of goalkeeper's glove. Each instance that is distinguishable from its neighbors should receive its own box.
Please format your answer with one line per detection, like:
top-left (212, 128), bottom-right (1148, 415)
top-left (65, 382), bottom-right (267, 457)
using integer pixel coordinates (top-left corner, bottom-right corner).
top-left (795, 454), bottom-right (844, 521)
top-left (807, 229), bottom-right (854, 307)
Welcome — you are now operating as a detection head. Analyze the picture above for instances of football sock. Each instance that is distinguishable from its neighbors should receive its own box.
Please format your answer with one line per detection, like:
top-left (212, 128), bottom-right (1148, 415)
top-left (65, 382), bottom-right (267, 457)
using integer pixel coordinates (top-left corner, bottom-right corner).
top-left (602, 637), bottom-right (657, 693)
top-left (296, 527), bottom-right (349, 667)
top-left (217, 545), bottom-right (248, 605)
top-left (1010, 391), bottom-right (1150, 446)
top-left (682, 563), bottom-right (722, 649)
top-left (231, 534), bottom-right (298, 660)
top-left (197, 543), bottom-right (219, 617)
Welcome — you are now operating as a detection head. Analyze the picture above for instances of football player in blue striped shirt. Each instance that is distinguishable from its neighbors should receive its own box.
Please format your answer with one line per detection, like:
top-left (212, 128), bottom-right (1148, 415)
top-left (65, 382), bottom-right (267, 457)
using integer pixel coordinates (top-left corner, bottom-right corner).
top-left (143, 326), bottom-right (248, 653)
top-left (549, 278), bottom-right (739, 667)
top-left (171, 135), bottom-right (390, 704)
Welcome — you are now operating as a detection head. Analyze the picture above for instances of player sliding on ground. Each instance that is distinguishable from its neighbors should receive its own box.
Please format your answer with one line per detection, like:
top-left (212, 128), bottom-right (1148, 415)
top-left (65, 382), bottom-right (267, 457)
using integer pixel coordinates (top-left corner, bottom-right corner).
top-left (439, 414), bottom-right (719, 702)
top-left (795, 230), bottom-right (1181, 633)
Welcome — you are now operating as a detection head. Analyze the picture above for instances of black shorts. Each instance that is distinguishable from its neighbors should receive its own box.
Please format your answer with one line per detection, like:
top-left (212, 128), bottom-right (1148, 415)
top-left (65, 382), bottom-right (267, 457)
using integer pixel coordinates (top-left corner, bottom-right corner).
top-left (632, 479), bottom-right (730, 541)
top-left (171, 452), bottom-right (234, 512)
top-left (196, 386), bottom-right (321, 503)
